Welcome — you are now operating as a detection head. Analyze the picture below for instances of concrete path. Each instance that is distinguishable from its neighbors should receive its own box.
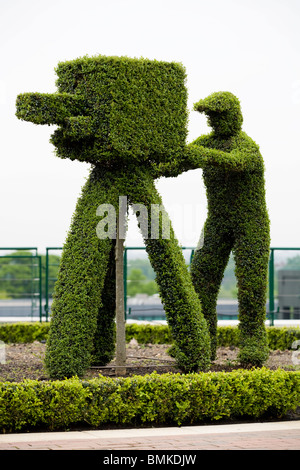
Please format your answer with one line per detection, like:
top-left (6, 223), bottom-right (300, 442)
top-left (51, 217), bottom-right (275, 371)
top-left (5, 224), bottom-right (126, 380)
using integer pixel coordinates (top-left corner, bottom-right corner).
top-left (0, 420), bottom-right (300, 451)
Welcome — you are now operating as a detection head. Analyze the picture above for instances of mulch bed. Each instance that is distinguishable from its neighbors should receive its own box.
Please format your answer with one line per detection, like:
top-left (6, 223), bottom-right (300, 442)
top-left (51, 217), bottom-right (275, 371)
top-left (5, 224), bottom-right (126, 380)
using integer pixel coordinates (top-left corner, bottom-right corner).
top-left (0, 338), bottom-right (298, 382)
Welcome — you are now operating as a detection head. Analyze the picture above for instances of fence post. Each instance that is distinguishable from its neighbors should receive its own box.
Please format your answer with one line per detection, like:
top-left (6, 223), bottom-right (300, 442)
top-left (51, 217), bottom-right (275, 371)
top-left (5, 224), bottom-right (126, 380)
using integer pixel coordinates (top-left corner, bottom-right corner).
top-left (38, 255), bottom-right (43, 322)
top-left (115, 224), bottom-right (126, 375)
top-left (45, 248), bottom-right (49, 322)
top-left (123, 247), bottom-right (127, 320)
top-left (268, 248), bottom-right (275, 326)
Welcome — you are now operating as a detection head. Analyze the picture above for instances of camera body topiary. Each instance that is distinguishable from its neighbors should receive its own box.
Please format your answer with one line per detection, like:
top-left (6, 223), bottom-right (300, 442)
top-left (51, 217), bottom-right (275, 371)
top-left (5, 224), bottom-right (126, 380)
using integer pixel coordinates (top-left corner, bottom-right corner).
top-left (16, 55), bottom-right (188, 166)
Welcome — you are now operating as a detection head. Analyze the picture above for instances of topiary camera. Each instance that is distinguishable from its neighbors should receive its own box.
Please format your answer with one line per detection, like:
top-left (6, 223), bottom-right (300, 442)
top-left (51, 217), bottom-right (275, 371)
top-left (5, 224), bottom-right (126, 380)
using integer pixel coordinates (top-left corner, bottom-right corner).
top-left (16, 55), bottom-right (188, 166)
top-left (16, 55), bottom-right (211, 379)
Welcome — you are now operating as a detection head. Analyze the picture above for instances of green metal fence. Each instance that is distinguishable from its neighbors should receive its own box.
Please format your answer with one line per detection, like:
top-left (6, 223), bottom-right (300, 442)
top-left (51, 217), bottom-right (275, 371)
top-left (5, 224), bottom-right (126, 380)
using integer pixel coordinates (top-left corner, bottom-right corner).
top-left (268, 247), bottom-right (300, 325)
top-left (1, 246), bottom-right (300, 323)
top-left (124, 246), bottom-right (195, 320)
top-left (42, 246), bottom-right (300, 324)
top-left (44, 247), bottom-right (62, 322)
top-left (0, 248), bottom-right (42, 321)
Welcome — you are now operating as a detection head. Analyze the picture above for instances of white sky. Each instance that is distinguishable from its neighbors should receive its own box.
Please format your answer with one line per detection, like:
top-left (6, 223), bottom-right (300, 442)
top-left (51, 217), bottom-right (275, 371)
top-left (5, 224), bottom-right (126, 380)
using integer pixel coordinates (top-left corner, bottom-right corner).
top-left (1, 0), bottom-right (300, 253)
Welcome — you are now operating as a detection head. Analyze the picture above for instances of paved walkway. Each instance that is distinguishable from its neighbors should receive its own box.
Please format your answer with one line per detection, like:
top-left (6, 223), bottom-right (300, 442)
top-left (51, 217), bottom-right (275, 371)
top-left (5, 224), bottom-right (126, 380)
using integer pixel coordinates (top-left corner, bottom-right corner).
top-left (0, 420), bottom-right (300, 451)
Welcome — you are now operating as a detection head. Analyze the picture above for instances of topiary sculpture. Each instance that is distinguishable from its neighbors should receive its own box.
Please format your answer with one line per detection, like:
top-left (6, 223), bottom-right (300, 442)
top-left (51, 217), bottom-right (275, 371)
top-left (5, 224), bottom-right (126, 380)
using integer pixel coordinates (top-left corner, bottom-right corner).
top-left (16, 55), bottom-right (211, 379)
top-left (160, 91), bottom-right (270, 366)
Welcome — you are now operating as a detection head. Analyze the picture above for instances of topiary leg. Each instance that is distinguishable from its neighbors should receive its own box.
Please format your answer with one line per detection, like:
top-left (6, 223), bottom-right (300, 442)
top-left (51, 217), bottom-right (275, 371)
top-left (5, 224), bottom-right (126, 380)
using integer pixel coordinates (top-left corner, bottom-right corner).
top-left (233, 230), bottom-right (270, 366)
top-left (126, 172), bottom-right (211, 372)
top-left (45, 167), bottom-right (119, 379)
top-left (92, 240), bottom-right (116, 365)
top-left (190, 221), bottom-right (233, 360)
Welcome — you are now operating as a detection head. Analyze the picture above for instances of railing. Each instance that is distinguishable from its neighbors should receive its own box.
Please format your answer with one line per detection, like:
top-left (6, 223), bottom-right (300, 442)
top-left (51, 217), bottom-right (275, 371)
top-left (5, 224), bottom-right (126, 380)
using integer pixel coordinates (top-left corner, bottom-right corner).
top-left (124, 246), bottom-right (195, 321)
top-left (0, 248), bottom-right (42, 321)
top-left (1, 246), bottom-right (300, 324)
top-left (268, 247), bottom-right (300, 326)
top-left (44, 247), bottom-right (62, 322)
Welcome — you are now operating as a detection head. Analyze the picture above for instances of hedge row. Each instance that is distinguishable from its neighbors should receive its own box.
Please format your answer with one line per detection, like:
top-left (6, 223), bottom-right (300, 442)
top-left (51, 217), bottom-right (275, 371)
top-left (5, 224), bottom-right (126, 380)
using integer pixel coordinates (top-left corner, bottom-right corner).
top-left (1, 322), bottom-right (300, 350)
top-left (0, 368), bottom-right (299, 433)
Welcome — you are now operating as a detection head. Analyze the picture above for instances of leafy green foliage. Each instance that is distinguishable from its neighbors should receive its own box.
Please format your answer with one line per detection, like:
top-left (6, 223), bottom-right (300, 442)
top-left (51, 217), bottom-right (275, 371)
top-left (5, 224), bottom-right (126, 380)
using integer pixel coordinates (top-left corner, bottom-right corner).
top-left (125, 323), bottom-right (173, 344)
top-left (0, 322), bottom-right (50, 343)
top-left (44, 170), bottom-right (118, 379)
top-left (41, 163), bottom-right (211, 378)
top-left (154, 91), bottom-right (270, 366)
top-left (127, 257), bottom-right (156, 280)
top-left (1, 322), bottom-right (299, 351)
top-left (127, 268), bottom-right (158, 297)
top-left (0, 251), bottom-right (38, 299)
top-left (194, 91), bottom-right (243, 136)
top-left (126, 167), bottom-right (211, 372)
top-left (1, 369), bottom-right (299, 432)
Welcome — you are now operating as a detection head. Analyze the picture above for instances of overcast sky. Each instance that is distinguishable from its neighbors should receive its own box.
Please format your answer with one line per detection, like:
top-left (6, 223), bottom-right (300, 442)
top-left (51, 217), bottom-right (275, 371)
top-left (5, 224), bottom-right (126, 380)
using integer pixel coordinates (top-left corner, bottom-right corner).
top-left (1, 0), bottom-right (300, 253)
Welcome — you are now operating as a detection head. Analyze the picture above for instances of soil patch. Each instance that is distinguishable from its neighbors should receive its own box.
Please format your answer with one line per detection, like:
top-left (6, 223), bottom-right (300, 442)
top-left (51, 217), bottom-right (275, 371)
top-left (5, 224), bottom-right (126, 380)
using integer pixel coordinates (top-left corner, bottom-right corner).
top-left (0, 339), bottom-right (299, 382)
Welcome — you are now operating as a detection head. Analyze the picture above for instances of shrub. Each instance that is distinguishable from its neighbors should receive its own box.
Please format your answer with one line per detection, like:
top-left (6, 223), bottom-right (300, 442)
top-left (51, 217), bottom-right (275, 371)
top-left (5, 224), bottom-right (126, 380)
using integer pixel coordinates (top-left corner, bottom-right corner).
top-left (17, 56), bottom-right (188, 166)
top-left (267, 326), bottom-right (300, 350)
top-left (1, 323), bottom-right (300, 351)
top-left (0, 369), bottom-right (299, 432)
top-left (125, 323), bottom-right (172, 344)
top-left (0, 322), bottom-right (49, 344)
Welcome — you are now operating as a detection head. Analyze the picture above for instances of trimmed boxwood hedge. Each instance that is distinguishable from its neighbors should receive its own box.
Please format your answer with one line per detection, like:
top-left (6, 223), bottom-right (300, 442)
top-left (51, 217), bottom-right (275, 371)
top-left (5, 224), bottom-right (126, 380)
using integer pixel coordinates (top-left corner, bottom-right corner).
top-left (0, 368), bottom-right (299, 432)
top-left (1, 323), bottom-right (299, 433)
top-left (1, 322), bottom-right (300, 351)
top-left (0, 323), bottom-right (50, 344)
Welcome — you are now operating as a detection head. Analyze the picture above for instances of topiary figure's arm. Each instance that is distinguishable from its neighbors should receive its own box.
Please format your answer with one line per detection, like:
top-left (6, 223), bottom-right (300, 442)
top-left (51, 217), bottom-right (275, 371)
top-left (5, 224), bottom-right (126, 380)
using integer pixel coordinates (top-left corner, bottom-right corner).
top-left (152, 137), bottom-right (261, 180)
top-left (187, 134), bottom-right (263, 172)
top-left (150, 145), bottom-right (207, 178)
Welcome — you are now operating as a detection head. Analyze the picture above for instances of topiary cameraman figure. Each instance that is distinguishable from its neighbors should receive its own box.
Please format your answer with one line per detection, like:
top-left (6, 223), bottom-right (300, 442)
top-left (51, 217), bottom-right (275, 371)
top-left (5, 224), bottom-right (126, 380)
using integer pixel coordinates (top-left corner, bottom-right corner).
top-left (16, 55), bottom-right (211, 378)
top-left (159, 91), bottom-right (270, 366)
top-left (190, 91), bottom-right (270, 366)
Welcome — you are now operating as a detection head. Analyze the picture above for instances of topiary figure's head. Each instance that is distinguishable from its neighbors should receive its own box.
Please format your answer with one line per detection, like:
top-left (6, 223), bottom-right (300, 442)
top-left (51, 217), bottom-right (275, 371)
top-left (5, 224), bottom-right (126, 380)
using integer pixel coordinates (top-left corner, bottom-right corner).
top-left (193, 91), bottom-right (243, 137)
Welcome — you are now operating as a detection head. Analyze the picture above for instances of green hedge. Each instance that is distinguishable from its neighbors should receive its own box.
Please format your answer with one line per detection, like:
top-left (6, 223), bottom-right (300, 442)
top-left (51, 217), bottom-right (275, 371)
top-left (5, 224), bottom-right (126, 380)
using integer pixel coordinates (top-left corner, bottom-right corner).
top-left (0, 323), bottom-right (50, 344)
top-left (1, 323), bottom-right (300, 350)
top-left (0, 368), bottom-right (299, 432)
